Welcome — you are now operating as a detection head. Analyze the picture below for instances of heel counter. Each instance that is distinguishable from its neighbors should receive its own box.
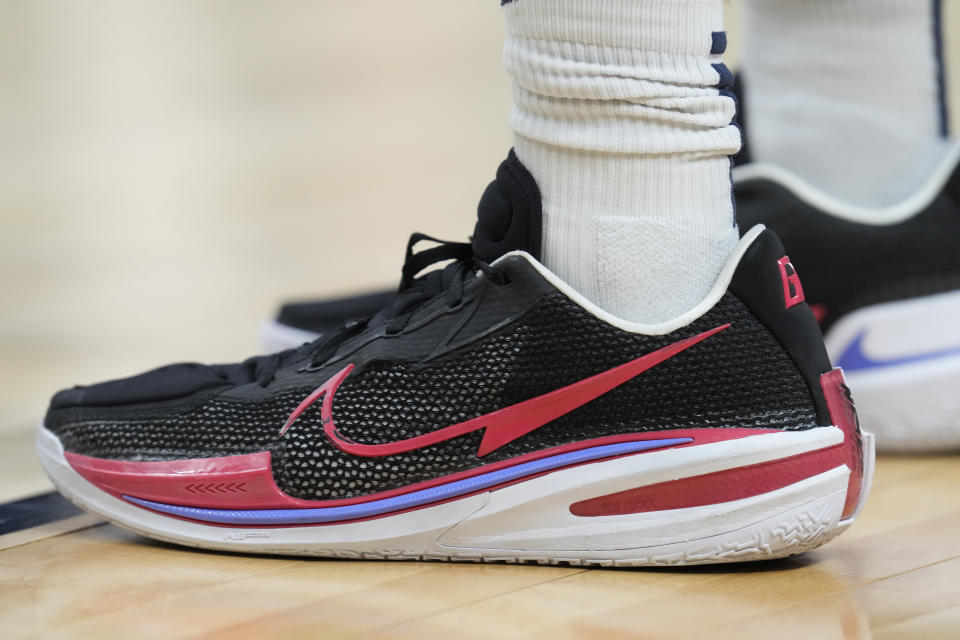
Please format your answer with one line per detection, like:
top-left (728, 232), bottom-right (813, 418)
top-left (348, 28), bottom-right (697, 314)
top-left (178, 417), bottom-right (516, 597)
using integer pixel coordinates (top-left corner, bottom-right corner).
top-left (730, 227), bottom-right (833, 425)
top-left (820, 368), bottom-right (869, 520)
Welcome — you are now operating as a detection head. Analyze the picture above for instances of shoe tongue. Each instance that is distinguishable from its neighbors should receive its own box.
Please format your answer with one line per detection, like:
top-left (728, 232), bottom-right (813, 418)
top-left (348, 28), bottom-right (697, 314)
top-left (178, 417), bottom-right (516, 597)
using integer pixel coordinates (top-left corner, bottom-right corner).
top-left (471, 149), bottom-right (543, 263)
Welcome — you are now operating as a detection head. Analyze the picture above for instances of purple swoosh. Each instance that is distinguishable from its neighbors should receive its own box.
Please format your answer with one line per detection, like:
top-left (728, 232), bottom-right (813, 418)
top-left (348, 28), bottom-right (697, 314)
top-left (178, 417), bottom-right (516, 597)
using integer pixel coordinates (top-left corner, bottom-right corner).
top-left (124, 438), bottom-right (691, 526)
top-left (836, 329), bottom-right (960, 371)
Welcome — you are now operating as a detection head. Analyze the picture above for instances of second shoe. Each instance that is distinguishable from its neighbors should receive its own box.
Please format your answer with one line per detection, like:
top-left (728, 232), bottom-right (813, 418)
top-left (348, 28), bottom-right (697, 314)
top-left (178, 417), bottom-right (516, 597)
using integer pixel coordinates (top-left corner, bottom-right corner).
top-left (736, 147), bottom-right (960, 452)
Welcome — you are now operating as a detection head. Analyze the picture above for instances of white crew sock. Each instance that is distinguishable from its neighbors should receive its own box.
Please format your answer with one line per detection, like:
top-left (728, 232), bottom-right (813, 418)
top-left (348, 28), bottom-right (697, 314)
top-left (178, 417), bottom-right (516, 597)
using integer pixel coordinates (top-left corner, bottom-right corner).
top-left (741, 0), bottom-right (952, 208)
top-left (501, 0), bottom-right (740, 324)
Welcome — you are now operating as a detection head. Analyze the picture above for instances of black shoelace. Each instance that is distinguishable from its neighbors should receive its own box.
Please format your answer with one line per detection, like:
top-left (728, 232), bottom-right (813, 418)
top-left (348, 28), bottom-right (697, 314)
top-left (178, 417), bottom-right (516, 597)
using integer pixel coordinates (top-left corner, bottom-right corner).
top-left (251, 233), bottom-right (507, 387)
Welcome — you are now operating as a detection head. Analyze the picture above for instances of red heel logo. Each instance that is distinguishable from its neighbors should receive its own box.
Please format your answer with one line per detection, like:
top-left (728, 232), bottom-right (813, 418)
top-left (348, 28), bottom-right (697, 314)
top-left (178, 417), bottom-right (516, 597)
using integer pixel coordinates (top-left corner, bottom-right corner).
top-left (777, 256), bottom-right (805, 309)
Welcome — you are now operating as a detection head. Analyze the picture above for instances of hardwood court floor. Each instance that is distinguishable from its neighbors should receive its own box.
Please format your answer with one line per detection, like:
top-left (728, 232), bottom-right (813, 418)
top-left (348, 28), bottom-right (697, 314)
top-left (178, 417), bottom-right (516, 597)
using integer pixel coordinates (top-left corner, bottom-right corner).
top-left (0, 455), bottom-right (958, 639)
top-left (1, 2), bottom-right (960, 639)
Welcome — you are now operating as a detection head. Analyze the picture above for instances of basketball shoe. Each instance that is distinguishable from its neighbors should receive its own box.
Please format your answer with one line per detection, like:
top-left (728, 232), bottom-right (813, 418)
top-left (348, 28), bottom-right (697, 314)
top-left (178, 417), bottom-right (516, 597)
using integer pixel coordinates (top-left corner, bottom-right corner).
top-left (735, 146), bottom-right (960, 453)
top-left (39, 151), bottom-right (873, 564)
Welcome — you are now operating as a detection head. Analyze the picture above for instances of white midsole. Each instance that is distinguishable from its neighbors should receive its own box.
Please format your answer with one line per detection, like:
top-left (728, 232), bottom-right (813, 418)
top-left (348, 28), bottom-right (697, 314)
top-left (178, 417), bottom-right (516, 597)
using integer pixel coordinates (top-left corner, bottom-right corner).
top-left (37, 423), bottom-right (868, 564)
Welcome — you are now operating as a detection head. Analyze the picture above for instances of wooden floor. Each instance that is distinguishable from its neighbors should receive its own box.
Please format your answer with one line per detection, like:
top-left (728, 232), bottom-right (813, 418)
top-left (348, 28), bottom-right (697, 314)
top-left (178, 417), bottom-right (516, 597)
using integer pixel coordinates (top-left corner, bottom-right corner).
top-left (0, 456), bottom-right (957, 639)
top-left (1, 3), bottom-right (959, 639)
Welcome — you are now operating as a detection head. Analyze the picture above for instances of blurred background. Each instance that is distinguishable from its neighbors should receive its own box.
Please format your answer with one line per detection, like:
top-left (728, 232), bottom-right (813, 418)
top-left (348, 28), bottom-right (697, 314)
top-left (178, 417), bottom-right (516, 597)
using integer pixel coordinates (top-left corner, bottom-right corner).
top-left (2, 1), bottom-right (960, 500)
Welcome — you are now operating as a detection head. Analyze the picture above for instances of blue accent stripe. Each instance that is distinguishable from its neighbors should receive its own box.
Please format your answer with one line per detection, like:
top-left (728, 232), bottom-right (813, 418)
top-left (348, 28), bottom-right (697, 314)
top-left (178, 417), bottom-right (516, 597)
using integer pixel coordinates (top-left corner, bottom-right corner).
top-left (124, 439), bottom-right (692, 526)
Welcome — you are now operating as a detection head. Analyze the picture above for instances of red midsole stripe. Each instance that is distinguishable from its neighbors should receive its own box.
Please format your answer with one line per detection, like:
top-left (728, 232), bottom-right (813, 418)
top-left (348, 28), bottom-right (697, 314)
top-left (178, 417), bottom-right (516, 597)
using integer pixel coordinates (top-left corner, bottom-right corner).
top-left (568, 444), bottom-right (845, 517)
top-left (65, 428), bottom-right (773, 511)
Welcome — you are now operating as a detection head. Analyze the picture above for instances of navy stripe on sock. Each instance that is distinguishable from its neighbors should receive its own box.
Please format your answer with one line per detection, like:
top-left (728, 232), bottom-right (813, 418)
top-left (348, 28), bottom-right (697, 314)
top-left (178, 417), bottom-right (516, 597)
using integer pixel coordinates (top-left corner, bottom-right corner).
top-left (712, 63), bottom-right (734, 89)
top-left (711, 31), bottom-right (727, 55)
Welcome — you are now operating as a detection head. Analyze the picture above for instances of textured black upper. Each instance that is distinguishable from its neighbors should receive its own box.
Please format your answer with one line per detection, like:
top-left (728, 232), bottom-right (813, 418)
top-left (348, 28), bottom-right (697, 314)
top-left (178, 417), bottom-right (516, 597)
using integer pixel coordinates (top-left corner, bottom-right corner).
top-left (736, 163), bottom-right (960, 331)
top-left (46, 230), bottom-right (831, 501)
top-left (270, 285), bottom-right (819, 500)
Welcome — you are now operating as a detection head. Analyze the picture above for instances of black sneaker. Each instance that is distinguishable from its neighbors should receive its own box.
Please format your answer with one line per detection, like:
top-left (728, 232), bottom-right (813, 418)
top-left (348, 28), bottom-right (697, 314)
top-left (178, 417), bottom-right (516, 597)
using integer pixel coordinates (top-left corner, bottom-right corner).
top-left (39, 151), bottom-right (872, 564)
top-left (262, 289), bottom-right (396, 354)
top-left (735, 148), bottom-right (960, 452)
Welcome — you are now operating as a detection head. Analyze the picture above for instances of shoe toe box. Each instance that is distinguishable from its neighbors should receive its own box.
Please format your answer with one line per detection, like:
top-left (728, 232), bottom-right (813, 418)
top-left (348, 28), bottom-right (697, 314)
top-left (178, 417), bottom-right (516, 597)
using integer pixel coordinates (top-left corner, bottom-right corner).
top-left (44, 363), bottom-right (281, 461)
top-left (49, 362), bottom-right (230, 412)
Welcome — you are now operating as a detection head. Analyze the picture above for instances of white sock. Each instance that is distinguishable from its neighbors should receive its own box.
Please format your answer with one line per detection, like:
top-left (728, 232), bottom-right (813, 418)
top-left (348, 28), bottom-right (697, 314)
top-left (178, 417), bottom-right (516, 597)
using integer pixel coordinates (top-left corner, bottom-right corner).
top-left (741, 0), bottom-right (952, 208)
top-left (501, 0), bottom-right (740, 324)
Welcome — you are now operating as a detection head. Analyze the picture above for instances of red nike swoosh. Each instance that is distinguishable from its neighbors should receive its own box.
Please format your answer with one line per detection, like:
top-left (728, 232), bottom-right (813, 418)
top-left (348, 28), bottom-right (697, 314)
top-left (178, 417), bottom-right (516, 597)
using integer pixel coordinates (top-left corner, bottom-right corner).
top-left (280, 323), bottom-right (729, 457)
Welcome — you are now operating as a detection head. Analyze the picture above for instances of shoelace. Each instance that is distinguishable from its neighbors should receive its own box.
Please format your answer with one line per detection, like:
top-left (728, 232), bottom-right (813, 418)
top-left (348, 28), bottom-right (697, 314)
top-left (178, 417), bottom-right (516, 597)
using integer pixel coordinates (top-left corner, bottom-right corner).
top-left (252, 233), bottom-right (508, 386)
